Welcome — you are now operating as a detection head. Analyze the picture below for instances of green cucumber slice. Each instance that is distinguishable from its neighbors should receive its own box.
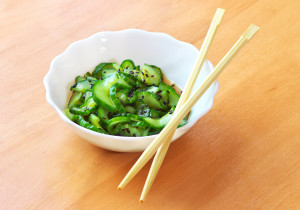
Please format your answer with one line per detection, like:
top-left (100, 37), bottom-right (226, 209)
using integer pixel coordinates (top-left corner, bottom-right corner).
top-left (97, 106), bottom-right (112, 126)
top-left (150, 65), bottom-right (163, 79)
top-left (70, 79), bottom-right (95, 93)
top-left (75, 76), bottom-right (85, 83)
top-left (121, 59), bottom-right (135, 70)
top-left (141, 64), bottom-right (161, 86)
top-left (89, 114), bottom-right (107, 133)
top-left (70, 97), bottom-right (97, 116)
top-left (102, 68), bottom-right (117, 77)
top-left (77, 115), bottom-right (106, 134)
top-left (110, 84), bottom-right (126, 113)
top-left (92, 62), bottom-right (114, 79)
top-left (136, 91), bottom-right (167, 110)
top-left (92, 74), bottom-right (131, 111)
top-left (64, 108), bottom-right (78, 121)
top-left (120, 123), bottom-right (149, 137)
top-left (68, 91), bottom-right (83, 108)
top-left (168, 89), bottom-right (180, 107)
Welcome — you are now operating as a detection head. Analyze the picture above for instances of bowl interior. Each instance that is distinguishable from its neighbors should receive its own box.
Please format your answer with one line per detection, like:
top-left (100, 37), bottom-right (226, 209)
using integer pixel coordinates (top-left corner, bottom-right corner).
top-left (45, 29), bottom-right (218, 130)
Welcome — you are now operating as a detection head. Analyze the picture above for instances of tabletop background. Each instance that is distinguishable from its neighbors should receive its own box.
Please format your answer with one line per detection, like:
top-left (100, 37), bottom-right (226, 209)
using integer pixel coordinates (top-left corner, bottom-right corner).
top-left (1, 0), bottom-right (300, 209)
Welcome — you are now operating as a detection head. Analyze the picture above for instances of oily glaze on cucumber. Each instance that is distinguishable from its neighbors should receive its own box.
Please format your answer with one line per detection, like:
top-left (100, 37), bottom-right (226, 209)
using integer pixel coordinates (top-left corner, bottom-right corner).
top-left (102, 68), bottom-right (117, 77)
top-left (65, 59), bottom-right (188, 136)
top-left (92, 74), bottom-right (131, 111)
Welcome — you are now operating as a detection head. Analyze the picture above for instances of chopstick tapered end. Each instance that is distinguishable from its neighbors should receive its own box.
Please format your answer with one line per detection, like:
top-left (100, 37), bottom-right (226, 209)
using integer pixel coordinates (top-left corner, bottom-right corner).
top-left (139, 199), bottom-right (144, 203)
top-left (117, 186), bottom-right (122, 190)
top-left (244, 24), bottom-right (260, 40)
top-left (214, 8), bottom-right (226, 25)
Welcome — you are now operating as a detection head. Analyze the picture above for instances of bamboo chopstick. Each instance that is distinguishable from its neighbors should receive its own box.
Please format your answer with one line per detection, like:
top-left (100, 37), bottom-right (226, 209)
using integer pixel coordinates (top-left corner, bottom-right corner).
top-left (139, 24), bottom-right (259, 202)
top-left (139, 8), bottom-right (226, 202)
top-left (118, 24), bottom-right (259, 194)
top-left (118, 8), bottom-right (225, 190)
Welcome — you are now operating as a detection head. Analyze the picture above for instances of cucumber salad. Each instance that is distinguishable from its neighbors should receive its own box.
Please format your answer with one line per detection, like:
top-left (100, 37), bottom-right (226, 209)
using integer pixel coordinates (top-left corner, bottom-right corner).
top-left (64, 59), bottom-right (188, 137)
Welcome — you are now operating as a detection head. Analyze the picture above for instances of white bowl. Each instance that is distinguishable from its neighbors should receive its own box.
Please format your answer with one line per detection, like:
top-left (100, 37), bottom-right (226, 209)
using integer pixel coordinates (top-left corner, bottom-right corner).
top-left (44, 29), bottom-right (218, 152)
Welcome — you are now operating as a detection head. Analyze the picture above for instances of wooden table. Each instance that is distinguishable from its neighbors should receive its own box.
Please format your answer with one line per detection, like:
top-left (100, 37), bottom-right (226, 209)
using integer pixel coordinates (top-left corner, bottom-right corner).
top-left (1, 0), bottom-right (300, 209)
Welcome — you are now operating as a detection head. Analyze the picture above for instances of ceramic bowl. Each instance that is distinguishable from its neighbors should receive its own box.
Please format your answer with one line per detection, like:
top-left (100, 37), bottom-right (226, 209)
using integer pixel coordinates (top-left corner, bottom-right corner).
top-left (44, 29), bottom-right (218, 152)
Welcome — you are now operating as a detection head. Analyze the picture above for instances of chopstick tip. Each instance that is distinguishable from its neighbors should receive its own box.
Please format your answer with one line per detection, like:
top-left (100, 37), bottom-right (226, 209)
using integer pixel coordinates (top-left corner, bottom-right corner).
top-left (117, 186), bottom-right (122, 190)
top-left (244, 24), bottom-right (260, 40)
top-left (214, 8), bottom-right (226, 24)
top-left (139, 199), bottom-right (144, 203)
top-left (216, 8), bottom-right (226, 13)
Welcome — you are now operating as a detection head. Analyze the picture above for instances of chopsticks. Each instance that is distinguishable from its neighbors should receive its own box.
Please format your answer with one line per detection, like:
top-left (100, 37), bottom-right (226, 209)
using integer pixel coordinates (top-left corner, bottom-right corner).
top-left (118, 8), bottom-right (259, 202)
top-left (140, 8), bottom-right (225, 201)
top-left (139, 24), bottom-right (259, 202)
top-left (118, 8), bottom-right (225, 191)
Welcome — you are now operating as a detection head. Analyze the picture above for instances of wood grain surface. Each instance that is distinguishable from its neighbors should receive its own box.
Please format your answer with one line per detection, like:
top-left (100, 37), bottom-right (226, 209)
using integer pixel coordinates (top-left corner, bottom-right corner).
top-left (1, 0), bottom-right (300, 209)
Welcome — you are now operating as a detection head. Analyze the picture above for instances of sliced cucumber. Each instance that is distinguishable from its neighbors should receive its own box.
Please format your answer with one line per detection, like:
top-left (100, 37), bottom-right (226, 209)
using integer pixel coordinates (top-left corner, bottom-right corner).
top-left (121, 59), bottom-right (135, 70)
top-left (142, 107), bottom-right (175, 129)
top-left (70, 97), bottom-right (97, 116)
top-left (102, 68), bottom-right (117, 77)
top-left (92, 62), bottom-right (114, 79)
top-left (141, 64), bottom-right (161, 86)
top-left (75, 76), bottom-right (85, 83)
top-left (64, 108), bottom-right (78, 121)
top-left (89, 114), bottom-right (107, 133)
top-left (107, 117), bottom-right (132, 134)
top-left (70, 79), bottom-right (95, 93)
top-left (110, 84), bottom-right (126, 113)
top-left (120, 123), bottom-right (149, 137)
top-left (84, 72), bottom-right (92, 78)
top-left (84, 90), bottom-right (93, 102)
top-left (68, 91), bottom-right (83, 108)
top-left (92, 74), bottom-right (131, 111)
top-left (168, 89), bottom-right (180, 107)
top-left (125, 105), bottom-right (136, 114)
top-left (77, 115), bottom-right (106, 134)
top-left (150, 65), bottom-right (163, 79)
top-left (136, 91), bottom-right (167, 110)
top-left (97, 106), bottom-right (112, 126)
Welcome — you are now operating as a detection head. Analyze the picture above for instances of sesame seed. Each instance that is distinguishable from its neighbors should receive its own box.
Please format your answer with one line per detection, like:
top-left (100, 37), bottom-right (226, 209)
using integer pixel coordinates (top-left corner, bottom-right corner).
top-left (151, 75), bottom-right (154, 77)
top-left (71, 82), bottom-right (77, 88)
top-left (145, 74), bottom-right (149, 77)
